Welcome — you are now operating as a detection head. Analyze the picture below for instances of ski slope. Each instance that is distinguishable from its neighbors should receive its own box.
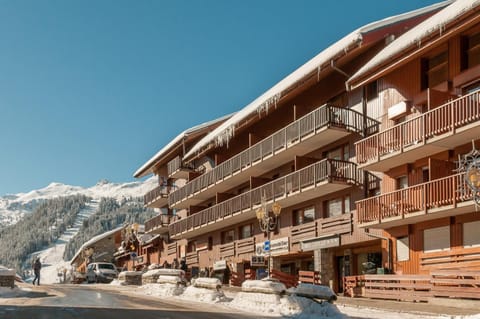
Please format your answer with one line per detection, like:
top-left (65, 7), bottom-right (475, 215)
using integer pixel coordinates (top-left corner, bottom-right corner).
top-left (29, 200), bottom-right (99, 284)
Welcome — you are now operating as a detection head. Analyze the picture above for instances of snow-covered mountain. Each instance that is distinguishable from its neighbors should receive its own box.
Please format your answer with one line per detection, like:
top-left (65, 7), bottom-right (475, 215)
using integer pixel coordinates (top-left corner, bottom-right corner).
top-left (0, 177), bottom-right (157, 228)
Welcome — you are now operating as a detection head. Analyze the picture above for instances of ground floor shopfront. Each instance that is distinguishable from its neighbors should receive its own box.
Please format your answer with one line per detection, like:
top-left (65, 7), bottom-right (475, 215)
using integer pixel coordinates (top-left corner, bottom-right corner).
top-left (180, 232), bottom-right (382, 293)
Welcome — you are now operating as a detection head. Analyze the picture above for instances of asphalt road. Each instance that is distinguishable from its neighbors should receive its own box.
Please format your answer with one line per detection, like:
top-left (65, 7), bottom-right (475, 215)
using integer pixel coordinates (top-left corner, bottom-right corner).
top-left (0, 284), bottom-right (266, 319)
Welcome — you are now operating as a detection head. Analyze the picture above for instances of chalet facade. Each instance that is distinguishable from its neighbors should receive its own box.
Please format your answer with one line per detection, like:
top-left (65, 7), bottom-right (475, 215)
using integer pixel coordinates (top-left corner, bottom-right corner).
top-left (340, 0), bottom-right (480, 301)
top-left (348, 0), bottom-right (480, 276)
top-left (135, 2), bottom-right (450, 293)
top-left (70, 226), bottom-right (124, 273)
top-left (133, 114), bottom-right (233, 269)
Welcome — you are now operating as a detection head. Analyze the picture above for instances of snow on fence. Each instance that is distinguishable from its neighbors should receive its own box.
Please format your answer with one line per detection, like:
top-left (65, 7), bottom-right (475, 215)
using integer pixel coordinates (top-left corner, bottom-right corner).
top-left (0, 267), bottom-right (15, 288)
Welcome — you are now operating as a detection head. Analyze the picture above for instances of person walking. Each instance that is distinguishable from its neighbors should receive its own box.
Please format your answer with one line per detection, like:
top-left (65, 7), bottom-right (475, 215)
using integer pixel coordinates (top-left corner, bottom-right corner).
top-left (32, 257), bottom-right (42, 286)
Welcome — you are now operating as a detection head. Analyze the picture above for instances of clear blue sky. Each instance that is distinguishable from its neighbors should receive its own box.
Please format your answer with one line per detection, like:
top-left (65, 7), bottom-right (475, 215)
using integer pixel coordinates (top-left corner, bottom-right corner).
top-left (0, 0), bottom-right (441, 195)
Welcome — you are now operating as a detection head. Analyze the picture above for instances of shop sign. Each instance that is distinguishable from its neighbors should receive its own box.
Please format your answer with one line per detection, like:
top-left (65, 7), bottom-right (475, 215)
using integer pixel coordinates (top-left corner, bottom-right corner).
top-left (301, 235), bottom-right (339, 251)
top-left (255, 237), bottom-right (289, 256)
top-left (251, 255), bottom-right (266, 267)
top-left (213, 260), bottom-right (227, 271)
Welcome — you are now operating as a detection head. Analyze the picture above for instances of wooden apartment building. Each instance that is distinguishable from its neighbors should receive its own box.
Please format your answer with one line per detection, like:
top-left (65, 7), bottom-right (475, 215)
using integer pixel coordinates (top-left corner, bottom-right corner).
top-left (134, 2), bottom-right (453, 293)
top-left (348, 0), bottom-right (480, 278)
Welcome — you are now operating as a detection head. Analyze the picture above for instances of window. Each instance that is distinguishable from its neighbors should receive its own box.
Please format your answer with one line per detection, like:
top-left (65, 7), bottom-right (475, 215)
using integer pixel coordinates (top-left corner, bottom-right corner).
top-left (461, 32), bottom-right (480, 70)
top-left (293, 206), bottom-right (315, 226)
top-left (423, 226), bottom-right (450, 253)
top-left (396, 176), bottom-right (408, 190)
top-left (463, 220), bottom-right (480, 248)
top-left (326, 195), bottom-right (350, 217)
top-left (187, 240), bottom-right (196, 253)
top-left (396, 237), bottom-right (410, 261)
top-left (326, 144), bottom-right (349, 161)
top-left (208, 236), bottom-right (213, 251)
top-left (366, 80), bottom-right (378, 100)
top-left (421, 51), bottom-right (448, 90)
top-left (221, 229), bottom-right (235, 244)
top-left (239, 224), bottom-right (252, 239)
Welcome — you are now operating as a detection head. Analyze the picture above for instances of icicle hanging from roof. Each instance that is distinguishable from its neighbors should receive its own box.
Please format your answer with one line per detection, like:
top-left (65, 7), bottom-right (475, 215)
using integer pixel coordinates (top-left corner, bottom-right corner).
top-left (215, 125), bottom-right (235, 148)
top-left (214, 93), bottom-right (281, 149)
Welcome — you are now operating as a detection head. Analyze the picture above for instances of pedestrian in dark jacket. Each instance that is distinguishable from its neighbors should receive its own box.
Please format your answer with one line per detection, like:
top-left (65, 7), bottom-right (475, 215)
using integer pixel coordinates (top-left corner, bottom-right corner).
top-left (32, 258), bottom-right (42, 286)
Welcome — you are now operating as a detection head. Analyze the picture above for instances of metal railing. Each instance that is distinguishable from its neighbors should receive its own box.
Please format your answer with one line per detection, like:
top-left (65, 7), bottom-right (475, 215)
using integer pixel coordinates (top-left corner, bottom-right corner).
top-left (169, 105), bottom-right (379, 206)
top-left (170, 159), bottom-right (360, 237)
top-left (356, 91), bottom-right (480, 165)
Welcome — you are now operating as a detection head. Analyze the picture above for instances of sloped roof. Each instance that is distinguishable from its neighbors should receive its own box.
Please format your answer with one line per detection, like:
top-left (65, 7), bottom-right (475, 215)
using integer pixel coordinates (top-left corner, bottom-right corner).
top-left (70, 226), bottom-right (124, 265)
top-left (134, 112), bottom-right (234, 178)
top-left (183, 1), bottom-right (451, 159)
top-left (348, 0), bottom-right (480, 89)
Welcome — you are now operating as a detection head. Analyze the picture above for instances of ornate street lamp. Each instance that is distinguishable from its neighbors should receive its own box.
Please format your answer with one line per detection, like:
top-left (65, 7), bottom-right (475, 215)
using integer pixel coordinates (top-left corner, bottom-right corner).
top-left (256, 195), bottom-right (281, 279)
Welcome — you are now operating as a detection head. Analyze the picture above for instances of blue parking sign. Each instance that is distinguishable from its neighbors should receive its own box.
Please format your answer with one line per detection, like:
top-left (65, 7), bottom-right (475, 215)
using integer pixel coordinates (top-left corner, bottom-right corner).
top-left (264, 240), bottom-right (270, 251)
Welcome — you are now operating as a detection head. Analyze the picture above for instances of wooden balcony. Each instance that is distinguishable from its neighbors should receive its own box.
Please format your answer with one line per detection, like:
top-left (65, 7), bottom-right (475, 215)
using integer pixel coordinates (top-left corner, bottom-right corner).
top-left (167, 156), bottom-right (194, 179)
top-left (236, 237), bottom-right (255, 255)
top-left (144, 185), bottom-right (169, 208)
top-left (356, 91), bottom-right (480, 172)
top-left (356, 173), bottom-right (475, 229)
top-left (219, 242), bottom-right (235, 259)
top-left (291, 221), bottom-right (317, 244)
top-left (291, 214), bottom-right (353, 244)
top-left (169, 105), bottom-right (379, 209)
top-left (167, 242), bottom-right (177, 256)
top-left (169, 159), bottom-right (362, 239)
top-left (144, 214), bottom-right (179, 234)
top-left (186, 251), bottom-right (198, 265)
top-left (320, 213), bottom-right (353, 235)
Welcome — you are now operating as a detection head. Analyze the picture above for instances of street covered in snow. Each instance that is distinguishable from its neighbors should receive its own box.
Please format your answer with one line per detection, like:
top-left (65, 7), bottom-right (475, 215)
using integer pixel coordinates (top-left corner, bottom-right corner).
top-left (2, 279), bottom-right (480, 319)
top-left (0, 203), bottom-right (480, 319)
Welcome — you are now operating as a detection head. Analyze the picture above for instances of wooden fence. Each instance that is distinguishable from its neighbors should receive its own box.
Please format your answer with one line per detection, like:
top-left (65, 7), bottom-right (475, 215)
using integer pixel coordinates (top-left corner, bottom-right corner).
top-left (344, 272), bottom-right (480, 301)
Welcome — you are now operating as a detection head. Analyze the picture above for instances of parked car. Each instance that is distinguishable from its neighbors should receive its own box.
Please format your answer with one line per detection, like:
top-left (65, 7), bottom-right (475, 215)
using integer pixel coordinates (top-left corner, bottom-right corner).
top-left (86, 262), bottom-right (118, 283)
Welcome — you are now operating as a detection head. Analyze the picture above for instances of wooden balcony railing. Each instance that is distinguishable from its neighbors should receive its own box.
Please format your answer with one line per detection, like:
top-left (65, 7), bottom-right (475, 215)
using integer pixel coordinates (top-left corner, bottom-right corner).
top-left (167, 156), bottom-right (194, 177)
top-left (170, 159), bottom-right (360, 237)
top-left (356, 91), bottom-right (480, 165)
top-left (320, 213), bottom-right (353, 234)
top-left (219, 242), bottom-right (235, 258)
top-left (236, 237), bottom-right (255, 255)
top-left (144, 185), bottom-right (169, 207)
top-left (167, 242), bottom-right (177, 256)
top-left (169, 105), bottom-right (379, 206)
top-left (357, 173), bottom-right (473, 225)
top-left (291, 221), bottom-right (317, 244)
top-left (186, 251), bottom-right (198, 265)
top-left (144, 214), bottom-right (179, 233)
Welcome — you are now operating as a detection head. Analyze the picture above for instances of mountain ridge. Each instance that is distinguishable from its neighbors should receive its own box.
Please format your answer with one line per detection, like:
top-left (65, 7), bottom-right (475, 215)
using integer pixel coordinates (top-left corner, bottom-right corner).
top-left (0, 176), bottom-right (156, 228)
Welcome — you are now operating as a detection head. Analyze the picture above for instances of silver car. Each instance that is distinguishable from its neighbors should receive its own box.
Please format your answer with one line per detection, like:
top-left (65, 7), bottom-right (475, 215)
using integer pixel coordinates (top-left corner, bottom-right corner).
top-left (86, 262), bottom-right (118, 283)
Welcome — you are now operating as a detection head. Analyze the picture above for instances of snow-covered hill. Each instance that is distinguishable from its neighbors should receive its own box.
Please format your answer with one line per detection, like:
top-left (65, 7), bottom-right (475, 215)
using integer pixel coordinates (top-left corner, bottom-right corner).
top-left (0, 177), bottom-right (157, 228)
top-left (31, 200), bottom-right (100, 284)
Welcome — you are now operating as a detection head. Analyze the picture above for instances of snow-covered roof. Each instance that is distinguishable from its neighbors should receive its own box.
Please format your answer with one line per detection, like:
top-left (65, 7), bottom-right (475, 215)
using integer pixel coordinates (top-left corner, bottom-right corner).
top-left (134, 112), bottom-right (234, 178)
top-left (183, 1), bottom-right (451, 159)
top-left (70, 226), bottom-right (124, 264)
top-left (348, 0), bottom-right (480, 89)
